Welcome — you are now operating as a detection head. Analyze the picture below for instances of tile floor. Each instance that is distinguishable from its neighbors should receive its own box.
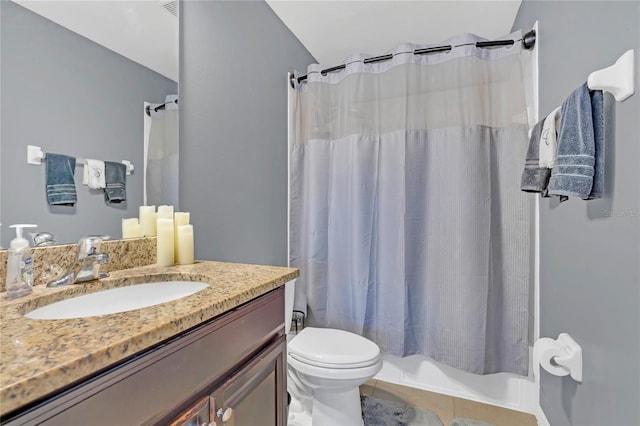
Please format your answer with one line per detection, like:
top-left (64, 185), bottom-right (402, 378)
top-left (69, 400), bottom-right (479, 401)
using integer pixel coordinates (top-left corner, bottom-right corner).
top-left (360, 379), bottom-right (538, 426)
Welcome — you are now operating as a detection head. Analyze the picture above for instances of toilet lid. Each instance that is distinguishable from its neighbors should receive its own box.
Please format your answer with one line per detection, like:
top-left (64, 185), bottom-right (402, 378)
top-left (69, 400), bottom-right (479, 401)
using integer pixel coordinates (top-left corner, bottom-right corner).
top-left (288, 327), bottom-right (381, 369)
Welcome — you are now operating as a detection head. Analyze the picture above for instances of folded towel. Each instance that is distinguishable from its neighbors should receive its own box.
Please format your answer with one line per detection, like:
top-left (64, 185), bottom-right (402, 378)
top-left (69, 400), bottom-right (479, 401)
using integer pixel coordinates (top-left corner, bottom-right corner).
top-left (547, 83), bottom-right (595, 198)
top-left (585, 89), bottom-right (605, 199)
top-left (104, 161), bottom-right (127, 204)
top-left (46, 153), bottom-right (77, 206)
top-left (521, 118), bottom-right (551, 193)
top-left (539, 107), bottom-right (561, 168)
top-left (82, 159), bottom-right (106, 189)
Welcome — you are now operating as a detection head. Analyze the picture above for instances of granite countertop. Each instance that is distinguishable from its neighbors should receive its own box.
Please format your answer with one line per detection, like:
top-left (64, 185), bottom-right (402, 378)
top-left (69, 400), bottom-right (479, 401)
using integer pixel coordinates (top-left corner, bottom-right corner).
top-left (0, 261), bottom-right (299, 416)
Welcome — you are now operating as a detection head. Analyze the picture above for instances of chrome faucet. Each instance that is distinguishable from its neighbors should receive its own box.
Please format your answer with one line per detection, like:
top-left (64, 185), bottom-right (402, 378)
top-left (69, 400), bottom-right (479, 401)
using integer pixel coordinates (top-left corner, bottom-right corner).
top-left (47, 236), bottom-right (111, 288)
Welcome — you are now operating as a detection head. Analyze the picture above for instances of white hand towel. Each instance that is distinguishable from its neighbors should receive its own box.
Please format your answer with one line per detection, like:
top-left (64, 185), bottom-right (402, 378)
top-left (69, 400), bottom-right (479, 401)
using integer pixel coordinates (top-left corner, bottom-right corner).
top-left (539, 107), bottom-right (561, 168)
top-left (82, 159), bottom-right (106, 189)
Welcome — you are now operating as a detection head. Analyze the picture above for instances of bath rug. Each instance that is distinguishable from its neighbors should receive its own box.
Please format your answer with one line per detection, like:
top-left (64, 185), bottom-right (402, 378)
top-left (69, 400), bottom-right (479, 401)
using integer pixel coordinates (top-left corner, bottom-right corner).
top-left (361, 394), bottom-right (444, 426)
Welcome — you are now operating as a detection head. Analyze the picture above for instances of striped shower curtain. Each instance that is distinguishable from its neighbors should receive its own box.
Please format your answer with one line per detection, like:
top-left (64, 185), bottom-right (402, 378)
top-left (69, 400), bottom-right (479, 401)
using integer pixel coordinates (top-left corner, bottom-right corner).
top-left (289, 31), bottom-right (532, 375)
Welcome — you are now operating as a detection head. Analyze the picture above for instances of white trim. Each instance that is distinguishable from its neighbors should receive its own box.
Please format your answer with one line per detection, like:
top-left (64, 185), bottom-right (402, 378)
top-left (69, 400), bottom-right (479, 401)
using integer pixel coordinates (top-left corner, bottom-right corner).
top-left (536, 404), bottom-right (551, 426)
top-left (531, 20), bottom-right (545, 423)
top-left (287, 73), bottom-right (292, 268)
top-left (143, 102), bottom-right (152, 206)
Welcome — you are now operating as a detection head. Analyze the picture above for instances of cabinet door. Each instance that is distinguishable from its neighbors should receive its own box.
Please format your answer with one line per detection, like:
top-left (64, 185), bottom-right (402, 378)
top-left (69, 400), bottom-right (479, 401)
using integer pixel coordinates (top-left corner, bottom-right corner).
top-left (211, 336), bottom-right (286, 426)
top-left (169, 396), bottom-right (210, 426)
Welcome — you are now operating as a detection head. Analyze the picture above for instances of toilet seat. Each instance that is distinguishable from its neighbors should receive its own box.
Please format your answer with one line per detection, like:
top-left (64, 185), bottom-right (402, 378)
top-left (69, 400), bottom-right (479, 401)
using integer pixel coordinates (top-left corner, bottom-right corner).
top-left (288, 352), bottom-right (382, 381)
top-left (288, 327), bottom-right (381, 369)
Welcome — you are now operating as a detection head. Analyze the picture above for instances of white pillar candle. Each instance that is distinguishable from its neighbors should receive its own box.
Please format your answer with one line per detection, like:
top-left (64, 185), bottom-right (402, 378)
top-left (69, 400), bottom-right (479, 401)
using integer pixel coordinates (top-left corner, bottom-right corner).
top-left (173, 212), bottom-right (190, 262)
top-left (139, 205), bottom-right (157, 237)
top-left (157, 205), bottom-right (174, 219)
top-left (157, 218), bottom-right (175, 267)
top-left (122, 218), bottom-right (141, 239)
top-left (177, 224), bottom-right (194, 265)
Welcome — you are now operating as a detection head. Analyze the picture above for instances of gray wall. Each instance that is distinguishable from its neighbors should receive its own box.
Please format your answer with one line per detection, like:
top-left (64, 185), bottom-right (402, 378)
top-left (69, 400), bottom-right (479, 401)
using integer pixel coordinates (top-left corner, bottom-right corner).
top-left (0, 1), bottom-right (177, 247)
top-left (179, 0), bottom-right (315, 265)
top-left (513, 2), bottom-right (640, 425)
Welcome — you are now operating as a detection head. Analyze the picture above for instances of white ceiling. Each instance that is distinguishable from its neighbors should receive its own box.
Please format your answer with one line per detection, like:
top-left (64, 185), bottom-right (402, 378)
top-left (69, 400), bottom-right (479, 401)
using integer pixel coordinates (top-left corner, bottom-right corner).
top-left (266, 0), bottom-right (523, 66)
top-left (12, 0), bottom-right (178, 82)
top-left (12, 1), bottom-right (522, 82)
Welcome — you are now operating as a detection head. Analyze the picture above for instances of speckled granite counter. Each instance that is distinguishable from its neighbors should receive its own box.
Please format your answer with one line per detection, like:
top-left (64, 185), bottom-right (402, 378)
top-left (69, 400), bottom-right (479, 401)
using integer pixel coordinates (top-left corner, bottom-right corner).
top-left (0, 237), bottom-right (157, 292)
top-left (0, 261), bottom-right (298, 416)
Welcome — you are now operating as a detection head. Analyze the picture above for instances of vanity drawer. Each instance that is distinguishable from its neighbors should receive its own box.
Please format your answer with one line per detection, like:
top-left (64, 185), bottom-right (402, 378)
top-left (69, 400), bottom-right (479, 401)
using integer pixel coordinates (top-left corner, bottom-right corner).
top-left (5, 287), bottom-right (284, 426)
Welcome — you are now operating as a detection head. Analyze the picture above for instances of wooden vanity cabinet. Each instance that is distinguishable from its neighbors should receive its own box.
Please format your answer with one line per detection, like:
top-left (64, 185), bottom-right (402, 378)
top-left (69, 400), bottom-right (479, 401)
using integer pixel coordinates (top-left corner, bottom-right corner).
top-left (208, 336), bottom-right (286, 426)
top-left (168, 336), bottom-right (286, 426)
top-left (4, 287), bottom-right (287, 426)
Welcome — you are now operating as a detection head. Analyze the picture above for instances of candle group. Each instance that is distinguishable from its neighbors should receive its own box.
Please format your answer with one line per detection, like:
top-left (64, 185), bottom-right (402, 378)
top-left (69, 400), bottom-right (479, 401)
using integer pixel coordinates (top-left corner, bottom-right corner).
top-left (122, 205), bottom-right (194, 266)
top-left (157, 205), bottom-right (195, 266)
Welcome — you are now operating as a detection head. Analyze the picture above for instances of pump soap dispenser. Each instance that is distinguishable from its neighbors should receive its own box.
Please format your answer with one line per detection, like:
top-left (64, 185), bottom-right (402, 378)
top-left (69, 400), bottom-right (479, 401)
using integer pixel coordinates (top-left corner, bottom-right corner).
top-left (6, 224), bottom-right (37, 299)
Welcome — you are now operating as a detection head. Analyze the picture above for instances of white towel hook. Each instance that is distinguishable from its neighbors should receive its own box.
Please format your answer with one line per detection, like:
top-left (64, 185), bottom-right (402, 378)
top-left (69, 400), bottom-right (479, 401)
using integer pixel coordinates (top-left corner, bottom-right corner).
top-left (587, 49), bottom-right (635, 102)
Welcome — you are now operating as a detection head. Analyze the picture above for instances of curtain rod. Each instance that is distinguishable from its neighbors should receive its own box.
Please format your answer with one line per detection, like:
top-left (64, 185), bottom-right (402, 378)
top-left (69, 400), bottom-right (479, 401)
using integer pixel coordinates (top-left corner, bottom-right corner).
top-left (145, 98), bottom-right (179, 116)
top-left (290, 29), bottom-right (536, 88)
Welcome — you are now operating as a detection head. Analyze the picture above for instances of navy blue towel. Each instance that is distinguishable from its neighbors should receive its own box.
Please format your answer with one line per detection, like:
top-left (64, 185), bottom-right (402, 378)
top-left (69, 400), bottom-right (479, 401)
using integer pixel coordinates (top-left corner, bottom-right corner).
top-left (104, 161), bottom-right (126, 204)
top-left (46, 153), bottom-right (77, 206)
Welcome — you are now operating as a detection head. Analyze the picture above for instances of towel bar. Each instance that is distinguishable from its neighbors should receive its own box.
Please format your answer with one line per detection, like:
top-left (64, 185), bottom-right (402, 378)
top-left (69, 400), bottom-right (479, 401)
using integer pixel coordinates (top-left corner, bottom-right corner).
top-left (528, 49), bottom-right (635, 138)
top-left (587, 49), bottom-right (635, 102)
top-left (26, 145), bottom-right (134, 175)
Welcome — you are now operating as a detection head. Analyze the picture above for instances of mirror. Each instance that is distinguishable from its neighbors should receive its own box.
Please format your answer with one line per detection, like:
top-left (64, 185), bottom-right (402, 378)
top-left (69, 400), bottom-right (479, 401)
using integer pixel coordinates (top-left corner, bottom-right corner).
top-left (0, 0), bottom-right (178, 247)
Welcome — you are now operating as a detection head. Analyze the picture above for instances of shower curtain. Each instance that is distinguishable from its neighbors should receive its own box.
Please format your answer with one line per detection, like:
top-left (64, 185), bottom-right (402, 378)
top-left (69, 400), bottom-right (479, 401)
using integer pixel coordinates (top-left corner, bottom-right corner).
top-left (144, 94), bottom-right (179, 207)
top-left (290, 32), bottom-right (532, 375)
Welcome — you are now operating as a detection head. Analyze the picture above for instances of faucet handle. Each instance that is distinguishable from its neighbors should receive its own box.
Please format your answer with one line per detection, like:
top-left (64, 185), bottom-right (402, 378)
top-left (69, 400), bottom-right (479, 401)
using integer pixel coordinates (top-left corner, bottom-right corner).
top-left (31, 232), bottom-right (57, 247)
top-left (77, 235), bottom-right (110, 258)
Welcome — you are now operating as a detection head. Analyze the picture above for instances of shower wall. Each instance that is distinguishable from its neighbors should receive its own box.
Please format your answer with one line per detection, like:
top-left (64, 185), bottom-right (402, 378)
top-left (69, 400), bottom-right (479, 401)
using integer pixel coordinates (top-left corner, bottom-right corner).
top-left (513, 2), bottom-right (640, 425)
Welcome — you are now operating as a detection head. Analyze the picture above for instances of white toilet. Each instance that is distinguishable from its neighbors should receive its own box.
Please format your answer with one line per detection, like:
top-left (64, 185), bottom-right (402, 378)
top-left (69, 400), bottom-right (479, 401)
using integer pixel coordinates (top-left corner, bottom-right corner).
top-left (285, 281), bottom-right (383, 426)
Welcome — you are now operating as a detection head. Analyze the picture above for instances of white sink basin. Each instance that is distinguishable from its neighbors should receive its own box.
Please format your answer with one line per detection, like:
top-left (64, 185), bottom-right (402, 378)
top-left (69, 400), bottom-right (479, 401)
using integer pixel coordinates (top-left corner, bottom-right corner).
top-left (25, 281), bottom-right (209, 320)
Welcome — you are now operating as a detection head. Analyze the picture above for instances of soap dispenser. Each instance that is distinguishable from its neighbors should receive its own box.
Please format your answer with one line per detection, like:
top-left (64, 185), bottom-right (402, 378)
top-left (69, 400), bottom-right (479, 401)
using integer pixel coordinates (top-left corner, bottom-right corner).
top-left (5, 224), bottom-right (37, 299)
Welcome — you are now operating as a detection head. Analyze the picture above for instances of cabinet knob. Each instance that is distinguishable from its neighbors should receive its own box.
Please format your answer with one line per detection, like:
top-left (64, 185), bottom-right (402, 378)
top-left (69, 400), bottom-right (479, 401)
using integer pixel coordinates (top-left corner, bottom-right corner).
top-left (216, 407), bottom-right (233, 423)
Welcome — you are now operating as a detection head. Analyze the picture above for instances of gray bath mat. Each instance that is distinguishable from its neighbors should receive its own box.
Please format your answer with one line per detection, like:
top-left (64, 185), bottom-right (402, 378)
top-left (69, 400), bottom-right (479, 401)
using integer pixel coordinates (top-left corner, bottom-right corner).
top-left (361, 395), bottom-right (496, 426)
top-left (361, 394), bottom-right (444, 426)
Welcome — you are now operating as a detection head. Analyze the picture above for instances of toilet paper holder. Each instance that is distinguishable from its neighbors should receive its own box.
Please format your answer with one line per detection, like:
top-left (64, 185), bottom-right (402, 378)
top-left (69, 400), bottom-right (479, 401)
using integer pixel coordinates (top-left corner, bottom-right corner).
top-left (546, 333), bottom-right (583, 382)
